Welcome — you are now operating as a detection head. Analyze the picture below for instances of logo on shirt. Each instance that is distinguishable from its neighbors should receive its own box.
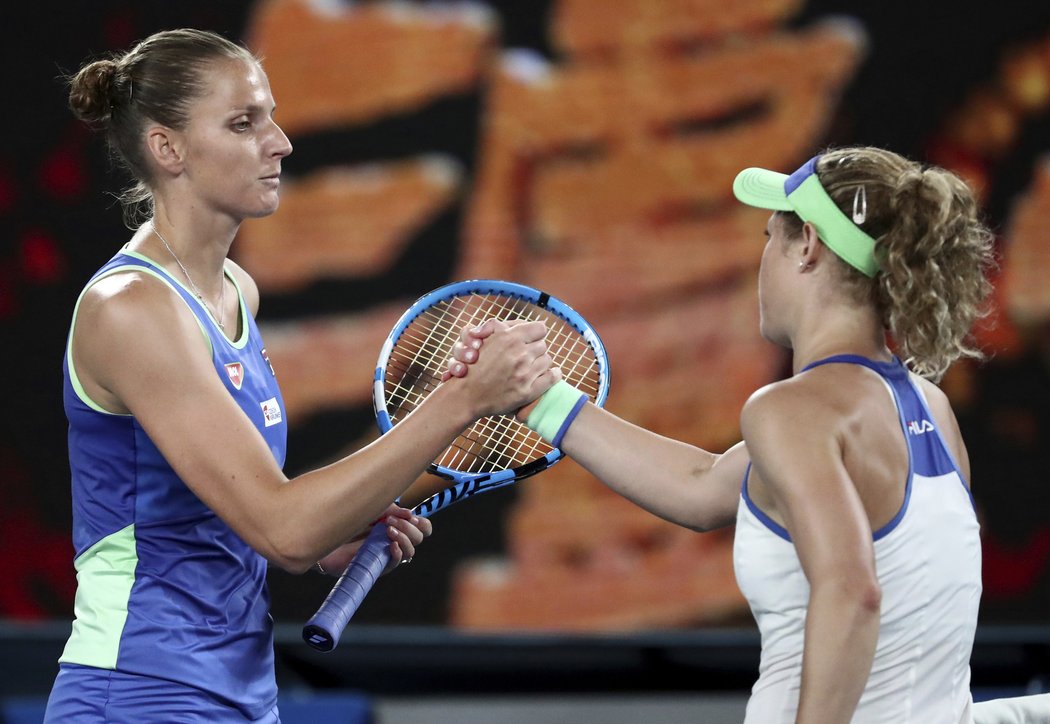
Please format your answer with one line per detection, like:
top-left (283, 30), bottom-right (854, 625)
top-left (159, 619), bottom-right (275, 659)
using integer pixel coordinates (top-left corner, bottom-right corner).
top-left (907, 419), bottom-right (935, 435)
top-left (224, 362), bottom-right (245, 390)
top-left (261, 348), bottom-right (276, 377)
top-left (261, 397), bottom-right (283, 427)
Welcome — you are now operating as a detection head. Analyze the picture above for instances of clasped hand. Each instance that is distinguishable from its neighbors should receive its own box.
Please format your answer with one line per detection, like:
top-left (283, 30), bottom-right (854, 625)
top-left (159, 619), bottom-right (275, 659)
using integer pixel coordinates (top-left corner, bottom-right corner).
top-left (441, 318), bottom-right (559, 419)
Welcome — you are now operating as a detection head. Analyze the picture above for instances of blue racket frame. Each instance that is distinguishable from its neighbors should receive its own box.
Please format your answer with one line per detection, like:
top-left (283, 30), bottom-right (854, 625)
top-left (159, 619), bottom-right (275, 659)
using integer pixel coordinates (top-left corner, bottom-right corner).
top-left (303, 280), bottom-right (609, 652)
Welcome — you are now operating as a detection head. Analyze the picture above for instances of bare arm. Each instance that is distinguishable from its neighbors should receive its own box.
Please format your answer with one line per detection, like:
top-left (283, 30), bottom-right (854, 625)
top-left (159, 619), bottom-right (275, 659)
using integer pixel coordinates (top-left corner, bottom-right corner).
top-left (557, 405), bottom-right (746, 531)
top-left (73, 273), bottom-right (554, 573)
top-left (315, 503), bottom-right (429, 575)
top-left (446, 323), bottom-right (744, 531)
top-left (741, 383), bottom-right (881, 724)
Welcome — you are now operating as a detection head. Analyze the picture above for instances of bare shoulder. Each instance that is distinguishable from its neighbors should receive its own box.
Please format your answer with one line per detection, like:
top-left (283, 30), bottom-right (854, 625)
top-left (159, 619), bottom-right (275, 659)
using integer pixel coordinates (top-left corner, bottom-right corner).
top-left (741, 364), bottom-right (887, 463)
top-left (742, 372), bottom-right (841, 439)
top-left (911, 373), bottom-right (951, 409)
top-left (909, 372), bottom-right (959, 436)
top-left (225, 258), bottom-right (260, 316)
top-left (74, 268), bottom-right (213, 408)
top-left (78, 267), bottom-right (188, 333)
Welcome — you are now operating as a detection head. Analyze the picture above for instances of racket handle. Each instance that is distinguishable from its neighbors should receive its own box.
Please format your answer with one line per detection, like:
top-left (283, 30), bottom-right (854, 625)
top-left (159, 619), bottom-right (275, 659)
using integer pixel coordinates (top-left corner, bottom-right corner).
top-left (302, 523), bottom-right (392, 652)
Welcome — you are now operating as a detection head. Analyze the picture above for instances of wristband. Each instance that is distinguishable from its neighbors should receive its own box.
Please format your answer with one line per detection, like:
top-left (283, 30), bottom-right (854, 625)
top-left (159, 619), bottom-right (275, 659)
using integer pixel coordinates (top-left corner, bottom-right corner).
top-left (525, 380), bottom-right (587, 447)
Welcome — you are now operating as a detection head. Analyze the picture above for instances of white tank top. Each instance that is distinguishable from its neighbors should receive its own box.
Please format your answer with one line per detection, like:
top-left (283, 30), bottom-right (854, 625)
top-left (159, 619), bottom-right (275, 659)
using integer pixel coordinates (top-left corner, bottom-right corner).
top-left (733, 355), bottom-right (982, 723)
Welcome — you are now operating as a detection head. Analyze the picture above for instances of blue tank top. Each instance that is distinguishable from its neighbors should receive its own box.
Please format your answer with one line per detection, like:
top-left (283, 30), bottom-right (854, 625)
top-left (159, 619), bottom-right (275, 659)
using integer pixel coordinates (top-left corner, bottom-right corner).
top-left (59, 249), bottom-right (287, 718)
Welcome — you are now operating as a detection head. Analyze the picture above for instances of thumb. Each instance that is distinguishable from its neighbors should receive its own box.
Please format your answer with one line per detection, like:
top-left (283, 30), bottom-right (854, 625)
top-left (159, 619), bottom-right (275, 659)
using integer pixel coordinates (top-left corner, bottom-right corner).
top-left (516, 368), bottom-right (563, 422)
top-left (470, 319), bottom-right (501, 339)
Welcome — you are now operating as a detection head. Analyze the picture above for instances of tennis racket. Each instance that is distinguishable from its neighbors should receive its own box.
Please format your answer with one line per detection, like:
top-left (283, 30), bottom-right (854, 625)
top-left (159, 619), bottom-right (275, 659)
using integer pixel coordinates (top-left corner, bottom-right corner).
top-left (302, 280), bottom-right (610, 651)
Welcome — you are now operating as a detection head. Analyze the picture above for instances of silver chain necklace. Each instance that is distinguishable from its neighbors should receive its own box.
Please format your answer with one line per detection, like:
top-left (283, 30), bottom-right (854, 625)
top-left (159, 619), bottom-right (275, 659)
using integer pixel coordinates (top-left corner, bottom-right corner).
top-left (151, 222), bottom-right (226, 332)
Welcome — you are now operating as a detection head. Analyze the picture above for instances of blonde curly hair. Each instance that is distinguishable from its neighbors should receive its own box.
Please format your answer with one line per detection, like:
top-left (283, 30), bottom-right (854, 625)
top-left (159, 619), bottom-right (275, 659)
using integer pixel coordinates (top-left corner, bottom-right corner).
top-left (779, 146), bottom-right (996, 381)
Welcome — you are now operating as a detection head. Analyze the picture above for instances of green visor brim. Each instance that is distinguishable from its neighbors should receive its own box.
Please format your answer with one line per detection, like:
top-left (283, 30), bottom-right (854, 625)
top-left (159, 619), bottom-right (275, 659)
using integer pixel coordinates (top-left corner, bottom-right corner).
top-left (732, 162), bottom-right (879, 278)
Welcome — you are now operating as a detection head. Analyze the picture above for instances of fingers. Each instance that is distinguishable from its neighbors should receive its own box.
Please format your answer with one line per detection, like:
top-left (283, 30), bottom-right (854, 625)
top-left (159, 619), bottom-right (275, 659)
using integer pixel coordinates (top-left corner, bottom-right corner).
top-left (445, 318), bottom-right (559, 417)
top-left (516, 367), bottom-right (570, 422)
top-left (441, 321), bottom-right (492, 381)
top-left (383, 510), bottom-right (432, 569)
top-left (442, 349), bottom-right (473, 382)
top-left (470, 319), bottom-right (501, 339)
top-left (384, 508), bottom-right (433, 541)
top-left (440, 363), bottom-right (463, 383)
top-left (528, 365), bottom-right (561, 400)
top-left (456, 319), bottom-right (546, 364)
top-left (509, 319), bottom-right (549, 344)
top-left (453, 338), bottom-right (480, 364)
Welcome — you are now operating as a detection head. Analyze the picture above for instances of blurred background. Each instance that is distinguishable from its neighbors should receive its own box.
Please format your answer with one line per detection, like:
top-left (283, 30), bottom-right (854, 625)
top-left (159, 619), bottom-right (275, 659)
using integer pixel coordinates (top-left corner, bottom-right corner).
top-left (4, 0), bottom-right (1050, 721)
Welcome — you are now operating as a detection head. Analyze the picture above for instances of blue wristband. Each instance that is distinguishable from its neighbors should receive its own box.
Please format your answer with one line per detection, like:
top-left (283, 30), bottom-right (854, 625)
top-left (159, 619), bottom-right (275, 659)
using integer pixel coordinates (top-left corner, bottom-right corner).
top-left (525, 380), bottom-right (587, 446)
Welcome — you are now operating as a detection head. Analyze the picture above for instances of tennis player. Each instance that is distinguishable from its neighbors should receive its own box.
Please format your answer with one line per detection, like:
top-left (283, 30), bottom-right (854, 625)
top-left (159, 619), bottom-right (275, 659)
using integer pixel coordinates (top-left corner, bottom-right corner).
top-left (48, 29), bottom-right (557, 722)
top-left (452, 147), bottom-right (1035, 722)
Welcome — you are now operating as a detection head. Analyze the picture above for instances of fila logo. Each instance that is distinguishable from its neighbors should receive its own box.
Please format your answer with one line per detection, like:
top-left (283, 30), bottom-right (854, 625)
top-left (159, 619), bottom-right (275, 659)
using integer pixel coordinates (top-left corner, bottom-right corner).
top-left (224, 362), bottom-right (245, 390)
top-left (261, 397), bottom-right (283, 427)
top-left (907, 419), bottom-right (935, 435)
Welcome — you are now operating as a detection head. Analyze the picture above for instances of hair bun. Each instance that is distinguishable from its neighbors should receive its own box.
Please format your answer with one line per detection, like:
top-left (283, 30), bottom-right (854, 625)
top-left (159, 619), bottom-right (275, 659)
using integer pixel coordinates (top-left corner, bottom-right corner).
top-left (68, 58), bottom-right (121, 126)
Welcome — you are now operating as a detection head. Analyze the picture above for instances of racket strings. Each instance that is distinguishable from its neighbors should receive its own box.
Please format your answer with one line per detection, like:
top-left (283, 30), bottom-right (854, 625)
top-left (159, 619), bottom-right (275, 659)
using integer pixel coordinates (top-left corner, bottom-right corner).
top-left (385, 295), bottom-right (491, 414)
top-left (393, 307), bottom-right (598, 399)
top-left (389, 325), bottom-right (596, 425)
top-left (384, 292), bottom-right (601, 473)
top-left (385, 298), bottom-right (494, 417)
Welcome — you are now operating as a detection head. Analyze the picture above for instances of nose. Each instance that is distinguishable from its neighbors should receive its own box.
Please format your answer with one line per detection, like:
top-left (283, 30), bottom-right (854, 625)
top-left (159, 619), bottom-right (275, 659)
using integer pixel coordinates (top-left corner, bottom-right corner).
top-left (269, 119), bottom-right (293, 159)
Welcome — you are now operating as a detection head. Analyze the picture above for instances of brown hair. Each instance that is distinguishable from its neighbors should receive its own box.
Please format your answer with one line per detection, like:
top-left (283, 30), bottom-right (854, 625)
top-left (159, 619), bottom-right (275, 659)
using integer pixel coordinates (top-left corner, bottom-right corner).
top-left (778, 146), bottom-right (996, 381)
top-left (68, 28), bottom-right (256, 225)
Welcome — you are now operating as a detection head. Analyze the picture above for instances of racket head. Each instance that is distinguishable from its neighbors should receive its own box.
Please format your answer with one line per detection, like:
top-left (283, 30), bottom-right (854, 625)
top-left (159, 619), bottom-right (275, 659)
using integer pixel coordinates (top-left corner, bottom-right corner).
top-left (301, 280), bottom-right (608, 650)
top-left (373, 280), bottom-right (609, 491)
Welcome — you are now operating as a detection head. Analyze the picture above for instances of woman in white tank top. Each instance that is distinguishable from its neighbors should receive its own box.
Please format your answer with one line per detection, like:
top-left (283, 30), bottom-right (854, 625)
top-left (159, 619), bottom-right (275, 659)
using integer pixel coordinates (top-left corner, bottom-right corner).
top-left (447, 146), bottom-right (1047, 721)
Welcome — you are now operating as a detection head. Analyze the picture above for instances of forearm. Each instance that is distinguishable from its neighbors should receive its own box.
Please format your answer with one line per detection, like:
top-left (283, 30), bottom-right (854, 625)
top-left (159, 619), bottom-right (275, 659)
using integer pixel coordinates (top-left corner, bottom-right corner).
top-left (264, 382), bottom-right (473, 570)
top-left (316, 539), bottom-right (365, 575)
top-left (558, 403), bottom-right (737, 531)
top-left (796, 581), bottom-right (881, 723)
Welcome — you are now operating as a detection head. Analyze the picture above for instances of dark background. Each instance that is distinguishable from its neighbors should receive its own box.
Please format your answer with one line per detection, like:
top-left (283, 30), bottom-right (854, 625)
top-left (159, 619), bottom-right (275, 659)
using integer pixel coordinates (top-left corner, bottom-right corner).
top-left (4, 0), bottom-right (1050, 628)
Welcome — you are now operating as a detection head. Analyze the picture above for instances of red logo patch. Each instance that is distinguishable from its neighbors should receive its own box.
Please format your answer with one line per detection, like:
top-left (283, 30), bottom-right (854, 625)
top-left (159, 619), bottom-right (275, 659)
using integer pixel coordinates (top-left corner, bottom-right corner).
top-left (225, 362), bottom-right (245, 390)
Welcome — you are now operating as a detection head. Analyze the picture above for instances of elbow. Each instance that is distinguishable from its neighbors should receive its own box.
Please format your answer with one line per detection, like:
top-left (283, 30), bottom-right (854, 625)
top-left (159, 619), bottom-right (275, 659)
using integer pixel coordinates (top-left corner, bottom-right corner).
top-left (270, 555), bottom-right (315, 576)
top-left (683, 507), bottom-right (736, 534)
top-left (854, 576), bottom-right (882, 617)
top-left (260, 530), bottom-right (320, 575)
top-left (816, 572), bottom-right (882, 617)
top-left (260, 543), bottom-right (315, 574)
top-left (685, 519), bottom-right (716, 534)
top-left (861, 580), bottom-right (882, 615)
top-left (689, 514), bottom-right (735, 533)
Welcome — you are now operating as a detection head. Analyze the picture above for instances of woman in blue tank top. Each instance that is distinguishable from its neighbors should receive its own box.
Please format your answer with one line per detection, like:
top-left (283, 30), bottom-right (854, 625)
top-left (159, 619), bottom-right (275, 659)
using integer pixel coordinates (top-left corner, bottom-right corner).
top-left (451, 148), bottom-right (1046, 721)
top-left (50, 29), bottom-right (560, 722)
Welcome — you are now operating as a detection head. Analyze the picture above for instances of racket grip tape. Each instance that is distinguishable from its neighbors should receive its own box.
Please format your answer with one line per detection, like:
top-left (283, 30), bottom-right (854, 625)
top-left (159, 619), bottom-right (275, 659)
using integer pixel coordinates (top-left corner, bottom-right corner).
top-left (525, 380), bottom-right (587, 446)
top-left (302, 522), bottom-right (392, 652)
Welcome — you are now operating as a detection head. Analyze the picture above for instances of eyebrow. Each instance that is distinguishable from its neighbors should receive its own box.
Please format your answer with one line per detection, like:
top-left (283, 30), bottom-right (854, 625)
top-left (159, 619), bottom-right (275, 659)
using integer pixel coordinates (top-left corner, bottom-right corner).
top-left (231, 104), bottom-right (276, 115)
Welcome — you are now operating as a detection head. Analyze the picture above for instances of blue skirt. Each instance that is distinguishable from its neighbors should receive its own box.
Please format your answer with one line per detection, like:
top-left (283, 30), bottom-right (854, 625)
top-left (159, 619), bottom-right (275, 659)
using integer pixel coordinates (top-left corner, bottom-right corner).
top-left (45, 664), bottom-right (280, 723)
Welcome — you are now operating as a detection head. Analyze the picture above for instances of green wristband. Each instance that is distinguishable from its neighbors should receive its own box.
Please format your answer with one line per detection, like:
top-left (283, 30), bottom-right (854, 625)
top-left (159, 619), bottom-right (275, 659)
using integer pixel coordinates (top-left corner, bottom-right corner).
top-left (526, 380), bottom-right (586, 444)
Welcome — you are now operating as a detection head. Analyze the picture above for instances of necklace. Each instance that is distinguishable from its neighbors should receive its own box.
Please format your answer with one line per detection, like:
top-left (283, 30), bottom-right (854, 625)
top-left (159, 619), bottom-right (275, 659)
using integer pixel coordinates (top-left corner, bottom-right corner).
top-left (151, 222), bottom-right (226, 332)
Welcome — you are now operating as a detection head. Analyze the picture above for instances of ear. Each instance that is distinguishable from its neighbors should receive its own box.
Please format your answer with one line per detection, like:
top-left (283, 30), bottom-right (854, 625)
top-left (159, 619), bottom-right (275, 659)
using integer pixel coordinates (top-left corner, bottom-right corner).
top-left (145, 125), bottom-right (185, 176)
top-left (798, 222), bottom-right (826, 272)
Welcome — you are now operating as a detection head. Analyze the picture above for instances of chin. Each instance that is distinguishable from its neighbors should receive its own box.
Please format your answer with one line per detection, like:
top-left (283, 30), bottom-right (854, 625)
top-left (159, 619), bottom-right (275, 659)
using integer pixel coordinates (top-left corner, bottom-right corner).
top-left (247, 201), bottom-right (281, 219)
